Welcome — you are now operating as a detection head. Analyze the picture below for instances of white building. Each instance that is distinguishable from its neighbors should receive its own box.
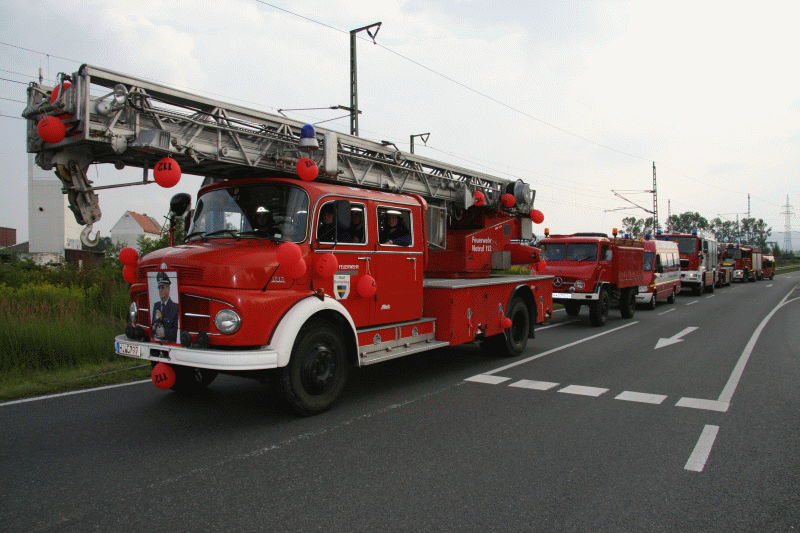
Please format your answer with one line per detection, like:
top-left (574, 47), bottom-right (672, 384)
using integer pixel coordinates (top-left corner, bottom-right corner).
top-left (27, 154), bottom-right (83, 264)
top-left (110, 211), bottom-right (162, 251)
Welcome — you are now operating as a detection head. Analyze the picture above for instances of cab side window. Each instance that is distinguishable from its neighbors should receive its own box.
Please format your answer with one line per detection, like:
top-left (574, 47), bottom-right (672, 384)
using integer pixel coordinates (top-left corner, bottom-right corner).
top-left (378, 206), bottom-right (412, 246)
top-left (348, 205), bottom-right (367, 244)
top-left (316, 201), bottom-right (348, 243)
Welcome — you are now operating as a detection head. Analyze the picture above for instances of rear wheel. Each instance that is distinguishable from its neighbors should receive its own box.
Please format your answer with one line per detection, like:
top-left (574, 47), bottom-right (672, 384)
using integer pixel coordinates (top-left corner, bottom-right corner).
top-left (274, 319), bottom-right (349, 416)
top-left (480, 297), bottom-right (530, 357)
top-left (619, 288), bottom-right (636, 318)
top-left (666, 287), bottom-right (676, 304)
top-left (589, 290), bottom-right (609, 327)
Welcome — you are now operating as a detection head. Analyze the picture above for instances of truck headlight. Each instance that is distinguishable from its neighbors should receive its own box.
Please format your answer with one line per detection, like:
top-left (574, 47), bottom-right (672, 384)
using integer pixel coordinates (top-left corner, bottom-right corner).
top-left (574, 280), bottom-right (585, 290)
top-left (129, 302), bottom-right (138, 324)
top-left (215, 309), bottom-right (241, 334)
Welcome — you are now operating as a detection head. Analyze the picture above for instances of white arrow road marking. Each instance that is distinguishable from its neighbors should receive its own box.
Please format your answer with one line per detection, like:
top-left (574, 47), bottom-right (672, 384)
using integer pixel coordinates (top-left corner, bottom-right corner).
top-left (655, 326), bottom-right (698, 349)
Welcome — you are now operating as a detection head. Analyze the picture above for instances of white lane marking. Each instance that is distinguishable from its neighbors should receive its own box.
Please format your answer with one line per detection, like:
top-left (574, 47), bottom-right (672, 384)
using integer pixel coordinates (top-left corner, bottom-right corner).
top-left (464, 375), bottom-right (511, 385)
top-left (474, 321), bottom-right (638, 378)
top-left (509, 380), bottom-right (559, 390)
top-left (706, 295), bottom-right (715, 298)
top-left (717, 289), bottom-right (798, 403)
top-left (558, 385), bottom-right (608, 397)
top-left (767, 284), bottom-right (773, 287)
top-left (655, 326), bottom-right (698, 349)
top-left (0, 379), bottom-right (151, 407)
top-left (685, 425), bottom-right (719, 472)
top-left (686, 301), bottom-right (698, 306)
top-left (675, 397), bottom-right (729, 412)
top-left (658, 308), bottom-right (676, 315)
top-left (536, 321), bottom-right (573, 330)
top-left (615, 391), bottom-right (667, 404)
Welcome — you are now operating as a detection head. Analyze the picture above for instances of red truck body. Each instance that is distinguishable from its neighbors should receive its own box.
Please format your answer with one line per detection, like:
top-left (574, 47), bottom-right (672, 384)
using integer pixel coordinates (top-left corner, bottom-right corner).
top-left (723, 244), bottom-right (763, 282)
top-left (538, 232), bottom-right (643, 326)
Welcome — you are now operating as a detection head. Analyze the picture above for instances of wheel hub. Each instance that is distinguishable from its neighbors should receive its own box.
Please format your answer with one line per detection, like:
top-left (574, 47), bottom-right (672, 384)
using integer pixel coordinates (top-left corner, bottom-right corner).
top-left (301, 344), bottom-right (337, 395)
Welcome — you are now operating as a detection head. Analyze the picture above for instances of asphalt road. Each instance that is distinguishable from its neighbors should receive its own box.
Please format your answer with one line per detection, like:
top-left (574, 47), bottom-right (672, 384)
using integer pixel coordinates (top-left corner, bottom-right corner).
top-left (2, 275), bottom-right (799, 532)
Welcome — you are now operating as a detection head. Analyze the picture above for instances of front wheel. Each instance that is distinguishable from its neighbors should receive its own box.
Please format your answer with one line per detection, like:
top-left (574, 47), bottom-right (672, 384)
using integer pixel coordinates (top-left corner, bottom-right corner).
top-left (480, 297), bottom-right (530, 357)
top-left (589, 290), bottom-right (610, 327)
top-left (274, 319), bottom-right (349, 416)
top-left (645, 291), bottom-right (657, 310)
top-left (619, 288), bottom-right (636, 318)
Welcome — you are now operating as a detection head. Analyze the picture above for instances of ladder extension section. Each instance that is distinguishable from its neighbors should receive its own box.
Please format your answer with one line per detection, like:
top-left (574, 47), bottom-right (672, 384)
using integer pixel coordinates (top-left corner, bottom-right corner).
top-left (24, 64), bottom-right (528, 219)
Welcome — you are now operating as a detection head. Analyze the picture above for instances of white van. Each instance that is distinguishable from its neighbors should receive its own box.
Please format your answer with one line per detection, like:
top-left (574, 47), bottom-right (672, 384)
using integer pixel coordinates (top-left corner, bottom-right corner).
top-left (636, 237), bottom-right (681, 309)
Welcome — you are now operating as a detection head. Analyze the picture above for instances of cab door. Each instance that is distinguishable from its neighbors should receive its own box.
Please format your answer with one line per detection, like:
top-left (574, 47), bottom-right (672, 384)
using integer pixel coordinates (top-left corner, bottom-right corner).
top-left (369, 204), bottom-right (424, 325)
top-left (311, 198), bottom-right (371, 327)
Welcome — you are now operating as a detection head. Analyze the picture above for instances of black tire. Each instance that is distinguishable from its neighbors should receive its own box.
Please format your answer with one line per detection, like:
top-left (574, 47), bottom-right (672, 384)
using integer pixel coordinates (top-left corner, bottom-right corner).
top-left (707, 276), bottom-right (715, 293)
top-left (564, 302), bottom-right (581, 316)
top-left (480, 297), bottom-right (530, 357)
top-left (274, 319), bottom-right (349, 416)
top-left (693, 284), bottom-right (703, 295)
top-left (170, 366), bottom-right (218, 393)
top-left (666, 287), bottom-right (676, 304)
top-left (589, 289), bottom-right (609, 327)
top-left (619, 288), bottom-right (636, 318)
top-left (645, 291), bottom-right (657, 310)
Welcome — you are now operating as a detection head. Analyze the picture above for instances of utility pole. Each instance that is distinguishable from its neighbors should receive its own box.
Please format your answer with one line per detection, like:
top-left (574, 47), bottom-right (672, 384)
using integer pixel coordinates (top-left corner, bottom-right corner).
top-left (350, 22), bottom-right (381, 137)
top-left (652, 162), bottom-right (658, 235)
top-left (782, 195), bottom-right (794, 255)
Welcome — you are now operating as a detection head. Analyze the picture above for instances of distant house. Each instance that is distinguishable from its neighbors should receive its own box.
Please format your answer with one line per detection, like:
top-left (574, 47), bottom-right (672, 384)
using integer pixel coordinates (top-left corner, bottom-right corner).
top-left (110, 211), bottom-right (163, 251)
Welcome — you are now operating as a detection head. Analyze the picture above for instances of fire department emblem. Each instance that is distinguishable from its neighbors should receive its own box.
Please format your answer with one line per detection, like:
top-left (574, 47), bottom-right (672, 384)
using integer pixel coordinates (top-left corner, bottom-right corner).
top-left (334, 274), bottom-right (350, 300)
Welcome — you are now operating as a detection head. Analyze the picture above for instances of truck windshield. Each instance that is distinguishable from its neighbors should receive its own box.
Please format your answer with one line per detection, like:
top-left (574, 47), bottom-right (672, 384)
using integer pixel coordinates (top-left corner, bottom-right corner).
top-left (187, 184), bottom-right (309, 243)
top-left (541, 243), bottom-right (597, 261)
top-left (672, 237), bottom-right (698, 255)
top-left (724, 248), bottom-right (742, 260)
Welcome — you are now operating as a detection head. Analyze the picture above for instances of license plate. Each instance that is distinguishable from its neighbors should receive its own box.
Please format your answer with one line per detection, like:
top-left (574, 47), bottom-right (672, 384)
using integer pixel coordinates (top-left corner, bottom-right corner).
top-left (116, 341), bottom-right (140, 357)
top-left (552, 293), bottom-right (572, 299)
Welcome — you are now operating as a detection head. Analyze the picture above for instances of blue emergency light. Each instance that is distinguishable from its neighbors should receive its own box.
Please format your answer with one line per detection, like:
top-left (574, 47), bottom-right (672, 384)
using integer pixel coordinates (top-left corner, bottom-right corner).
top-left (644, 233), bottom-right (651, 240)
top-left (298, 124), bottom-right (319, 150)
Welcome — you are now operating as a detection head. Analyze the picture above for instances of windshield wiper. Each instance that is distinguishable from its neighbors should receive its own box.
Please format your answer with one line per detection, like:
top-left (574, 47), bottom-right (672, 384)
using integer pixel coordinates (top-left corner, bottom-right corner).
top-left (185, 231), bottom-right (207, 242)
top-left (239, 230), bottom-right (283, 243)
top-left (204, 229), bottom-right (242, 241)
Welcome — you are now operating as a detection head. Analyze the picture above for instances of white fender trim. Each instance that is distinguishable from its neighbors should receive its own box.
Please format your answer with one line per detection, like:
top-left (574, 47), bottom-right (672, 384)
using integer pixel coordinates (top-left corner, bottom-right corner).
top-left (269, 295), bottom-right (357, 368)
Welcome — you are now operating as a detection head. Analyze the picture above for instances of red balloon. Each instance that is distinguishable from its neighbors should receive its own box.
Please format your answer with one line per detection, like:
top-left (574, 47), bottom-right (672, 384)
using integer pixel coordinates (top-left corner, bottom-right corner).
top-left (501, 317), bottom-right (513, 329)
top-left (154, 157), bottom-right (181, 188)
top-left (119, 247), bottom-right (139, 267)
top-left (151, 362), bottom-right (176, 390)
top-left (276, 242), bottom-right (302, 267)
top-left (315, 253), bottom-right (338, 277)
top-left (37, 116), bottom-right (66, 144)
top-left (122, 265), bottom-right (137, 284)
top-left (49, 82), bottom-right (72, 104)
top-left (297, 158), bottom-right (319, 181)
top-left (49, 82), bottom-right (74, 120)
top-left (501, 193), bottom-right (516, 208)
top-left (474, 191), bottom-right (485, 207)
top-left (357, 275), bottom-right (377, 298)
top-left (284, 258), bottom-right (307, 279)
top-left (531, 209), bottom-right (545, 224)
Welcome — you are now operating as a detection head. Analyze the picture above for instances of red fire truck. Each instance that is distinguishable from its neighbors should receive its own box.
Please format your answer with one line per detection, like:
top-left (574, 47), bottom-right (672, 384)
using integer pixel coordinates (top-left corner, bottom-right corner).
top-left (655, 230), bottom-right (718, 295)
top-left (24, 65), bottom-right (553, 415)
top-left (538, 230), bottom-right (643, 326)
top-left (762, 254), bottom-right (776, 280)
top-left (717, 245), bottom-right (734, 287)
top-left (722, 244), bottom-right (763, 282)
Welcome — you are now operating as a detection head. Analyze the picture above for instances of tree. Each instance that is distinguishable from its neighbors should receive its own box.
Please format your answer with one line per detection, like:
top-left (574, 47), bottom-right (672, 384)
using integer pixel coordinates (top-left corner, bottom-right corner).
top-left (710, 217), bottom-right (738, 244)
top-left (620, 216), bottom-right (660, 238)
top-left (136, 217), bottom-right (185, 257)
top-left (667, 212), bottom-right (709, 233)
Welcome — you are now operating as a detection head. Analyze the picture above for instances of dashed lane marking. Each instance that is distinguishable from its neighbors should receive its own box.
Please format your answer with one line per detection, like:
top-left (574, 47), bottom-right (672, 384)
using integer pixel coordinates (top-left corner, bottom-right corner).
top-left (509, 379), bottom-right (559, 390)
top-left (658, 308), bottom-right (676, 315)
top-left (616, 391), bottom-right (667, 404)
top-left (465, 375), bottom-right (511, 385)
top-left (686, 300), bottom-right (698, 306)
top-left (558, 385), bottom-right (608, 397)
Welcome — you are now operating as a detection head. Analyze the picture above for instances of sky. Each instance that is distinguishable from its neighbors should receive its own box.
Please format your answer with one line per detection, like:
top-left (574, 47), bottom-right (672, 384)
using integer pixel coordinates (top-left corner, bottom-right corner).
top-left (1, 0), bottom-right (798, 247)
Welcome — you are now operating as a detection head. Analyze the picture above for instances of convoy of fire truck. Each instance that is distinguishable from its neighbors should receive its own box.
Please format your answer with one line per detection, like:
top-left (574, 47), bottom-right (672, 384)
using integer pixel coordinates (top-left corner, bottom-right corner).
top-left (23, 64), bottom-right (780, 414)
